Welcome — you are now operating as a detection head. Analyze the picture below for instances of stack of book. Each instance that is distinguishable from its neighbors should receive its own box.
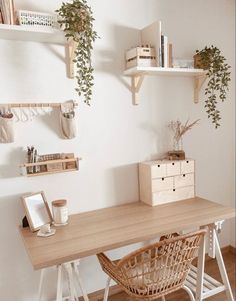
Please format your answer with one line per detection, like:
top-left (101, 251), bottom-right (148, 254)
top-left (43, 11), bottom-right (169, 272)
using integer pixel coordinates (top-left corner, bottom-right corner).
top-left (0, 0), bottom-right (15, 24)
top-left (141, 21), bottom-right (173, 68)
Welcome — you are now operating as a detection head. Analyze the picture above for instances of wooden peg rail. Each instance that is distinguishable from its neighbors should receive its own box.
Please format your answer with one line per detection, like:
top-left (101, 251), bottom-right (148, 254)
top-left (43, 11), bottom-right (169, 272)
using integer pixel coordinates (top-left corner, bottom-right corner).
top-left (0, 102), bottom-right (78, 108)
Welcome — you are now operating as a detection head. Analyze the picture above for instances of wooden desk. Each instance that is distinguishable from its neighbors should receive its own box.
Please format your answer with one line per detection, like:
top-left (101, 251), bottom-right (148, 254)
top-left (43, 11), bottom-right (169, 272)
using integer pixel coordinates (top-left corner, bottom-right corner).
top-left (20, 197), bottom-right (235, 270)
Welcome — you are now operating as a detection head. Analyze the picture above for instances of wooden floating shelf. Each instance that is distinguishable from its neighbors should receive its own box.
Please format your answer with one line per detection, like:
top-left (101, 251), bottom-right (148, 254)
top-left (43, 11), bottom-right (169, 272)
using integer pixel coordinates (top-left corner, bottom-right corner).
top-left (20, 157), bottom-right (81, 177)
top-left (0, 24), bottom-right (65, 44)
top-left (0, 24), bottom-right (77, 78)
top-left (123, 66), bottom-right (206, 105)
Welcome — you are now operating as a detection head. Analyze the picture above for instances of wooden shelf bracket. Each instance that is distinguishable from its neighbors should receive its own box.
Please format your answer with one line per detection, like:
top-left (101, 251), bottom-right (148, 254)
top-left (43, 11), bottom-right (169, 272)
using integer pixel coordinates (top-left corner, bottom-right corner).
top-left (131, 75), bottom-right (145, 105)
top-left (194, 75), bottom-right (206, 103)
top-left (65, 40), bottom-right (78, 79)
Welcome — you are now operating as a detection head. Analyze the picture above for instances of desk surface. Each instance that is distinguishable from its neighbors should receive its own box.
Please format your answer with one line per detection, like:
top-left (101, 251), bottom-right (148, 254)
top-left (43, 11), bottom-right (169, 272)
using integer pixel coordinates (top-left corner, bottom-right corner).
top-left (20, 197), bottom-right (235, 270)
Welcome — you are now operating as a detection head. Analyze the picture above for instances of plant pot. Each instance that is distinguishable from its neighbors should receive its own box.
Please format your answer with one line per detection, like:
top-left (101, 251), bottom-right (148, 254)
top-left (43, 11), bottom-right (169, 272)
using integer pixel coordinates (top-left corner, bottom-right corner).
top-left (0, 115), bottom-right (15, 143)
top-left (193, 54), bottom-right (209, 70)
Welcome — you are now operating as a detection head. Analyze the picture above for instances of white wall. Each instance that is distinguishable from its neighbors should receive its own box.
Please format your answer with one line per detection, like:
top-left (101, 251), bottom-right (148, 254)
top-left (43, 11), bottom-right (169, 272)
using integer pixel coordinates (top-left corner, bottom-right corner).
top-left (0, 0), bottom-right (235, 300)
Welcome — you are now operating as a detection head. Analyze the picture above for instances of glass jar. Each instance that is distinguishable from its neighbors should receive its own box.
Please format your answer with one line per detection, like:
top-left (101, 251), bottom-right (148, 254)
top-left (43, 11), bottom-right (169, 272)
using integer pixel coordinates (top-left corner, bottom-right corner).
top-left (52, 199), bottom-right (68, 225)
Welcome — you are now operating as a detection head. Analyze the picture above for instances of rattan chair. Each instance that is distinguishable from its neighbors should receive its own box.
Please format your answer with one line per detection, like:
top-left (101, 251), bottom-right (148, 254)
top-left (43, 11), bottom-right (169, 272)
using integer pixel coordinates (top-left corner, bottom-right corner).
top-left (97, 230), bottom-right (206, 301)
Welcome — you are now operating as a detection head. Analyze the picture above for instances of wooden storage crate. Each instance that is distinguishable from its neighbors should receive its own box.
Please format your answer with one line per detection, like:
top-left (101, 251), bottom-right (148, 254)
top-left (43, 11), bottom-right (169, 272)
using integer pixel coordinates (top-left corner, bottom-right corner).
top-left (125, 47), bottom-right (156, 69)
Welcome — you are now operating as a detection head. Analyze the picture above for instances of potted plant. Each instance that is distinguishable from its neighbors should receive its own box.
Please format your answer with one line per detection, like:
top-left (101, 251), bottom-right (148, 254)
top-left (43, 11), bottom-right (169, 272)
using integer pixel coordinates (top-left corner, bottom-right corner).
top-left (194, 46), bottom-right (231, 128)
top-left (56, 0), bottom-right (99, 105)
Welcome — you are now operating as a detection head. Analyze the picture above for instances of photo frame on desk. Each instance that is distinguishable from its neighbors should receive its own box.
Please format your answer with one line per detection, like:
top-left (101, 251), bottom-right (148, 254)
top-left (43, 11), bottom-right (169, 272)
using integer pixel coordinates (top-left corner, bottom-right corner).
top-left (21, 191), bottom-right (53, 232)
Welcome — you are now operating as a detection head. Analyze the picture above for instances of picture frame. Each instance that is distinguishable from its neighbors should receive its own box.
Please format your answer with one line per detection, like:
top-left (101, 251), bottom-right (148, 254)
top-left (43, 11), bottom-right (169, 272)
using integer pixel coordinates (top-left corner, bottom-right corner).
top-left (21, 191), bottom-right (53, 232)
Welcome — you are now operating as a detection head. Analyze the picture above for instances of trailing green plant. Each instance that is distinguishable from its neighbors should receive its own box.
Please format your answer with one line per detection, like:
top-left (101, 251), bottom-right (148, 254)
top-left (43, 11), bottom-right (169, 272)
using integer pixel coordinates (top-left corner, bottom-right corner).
top-left (56, 0), bottom-right (99, 105)
top-left (195, 46), bottom-right (231, 128)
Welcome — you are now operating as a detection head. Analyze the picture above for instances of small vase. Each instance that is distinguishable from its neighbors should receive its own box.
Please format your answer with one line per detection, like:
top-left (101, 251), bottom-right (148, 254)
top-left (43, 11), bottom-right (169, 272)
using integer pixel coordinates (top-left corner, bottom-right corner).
top-left (173, 138), bottom-right (183, 151)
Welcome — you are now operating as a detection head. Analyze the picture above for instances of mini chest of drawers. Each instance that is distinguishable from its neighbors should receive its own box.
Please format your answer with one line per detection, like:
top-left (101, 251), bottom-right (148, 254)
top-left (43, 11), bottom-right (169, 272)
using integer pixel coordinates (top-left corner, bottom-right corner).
top-left (139, 159), bottom-right (195, 206)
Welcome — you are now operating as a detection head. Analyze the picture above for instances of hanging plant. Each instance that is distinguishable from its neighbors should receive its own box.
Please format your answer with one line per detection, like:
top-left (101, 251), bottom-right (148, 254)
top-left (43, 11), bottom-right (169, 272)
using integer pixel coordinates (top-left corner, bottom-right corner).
top-left (194, 46), bottom-right (231, 128)
top-left (56, 0), bottom-right (99, 105)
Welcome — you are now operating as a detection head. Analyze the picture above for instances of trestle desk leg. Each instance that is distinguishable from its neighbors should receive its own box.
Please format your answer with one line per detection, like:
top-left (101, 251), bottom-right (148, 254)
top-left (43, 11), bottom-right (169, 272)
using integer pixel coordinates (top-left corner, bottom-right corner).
top-left (64, 263), bottom-right (78, 301)
top-left (214, 231), bottom-right (234, 301)
top-left (72, 261), bottom-right (90, 301)
top-left (38, 269), bottom-right (45, 301)
top-left (195, 233), bottom-right (206, 301)
top-left (56, 265), bottom-right (63, 301)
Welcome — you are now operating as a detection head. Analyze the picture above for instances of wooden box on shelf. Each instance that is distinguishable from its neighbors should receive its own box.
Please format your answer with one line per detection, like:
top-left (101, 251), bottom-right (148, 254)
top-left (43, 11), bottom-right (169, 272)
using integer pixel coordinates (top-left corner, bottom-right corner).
top-left (125, 47), bottom-right (156, 69)
top-left (139, 159), bottom-right (195, 206)
top-left (20, 154), bottom-right (80, 177)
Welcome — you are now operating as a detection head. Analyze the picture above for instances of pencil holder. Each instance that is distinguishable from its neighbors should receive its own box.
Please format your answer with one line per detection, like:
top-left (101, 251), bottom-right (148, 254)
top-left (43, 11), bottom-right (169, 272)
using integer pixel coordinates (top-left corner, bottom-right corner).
top-left (60, 111), bottom-right (77, 139)
top-left (0, 115), bottom-right (15, 143)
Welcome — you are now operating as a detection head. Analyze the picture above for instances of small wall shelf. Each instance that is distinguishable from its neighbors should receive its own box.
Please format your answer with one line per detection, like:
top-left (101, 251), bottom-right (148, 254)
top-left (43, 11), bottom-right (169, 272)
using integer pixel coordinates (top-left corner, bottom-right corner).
top-left (0, 24), bottom-right (64, 44)
top-left (123, 66), bottom-right (206, 105)
top-left (0, 24), bottom-right (77, 78)
top-left (20, 157), bottom-right (81, 177)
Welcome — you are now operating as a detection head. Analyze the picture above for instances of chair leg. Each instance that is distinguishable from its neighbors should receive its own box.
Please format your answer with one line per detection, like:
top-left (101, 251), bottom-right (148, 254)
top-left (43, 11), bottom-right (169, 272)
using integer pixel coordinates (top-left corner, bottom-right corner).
top-left (103, 277), bottom-right (111, 301)
top-left (161, 296), bottom-right (166, 301)
top-left (183, 285), bottom-right (196, 301)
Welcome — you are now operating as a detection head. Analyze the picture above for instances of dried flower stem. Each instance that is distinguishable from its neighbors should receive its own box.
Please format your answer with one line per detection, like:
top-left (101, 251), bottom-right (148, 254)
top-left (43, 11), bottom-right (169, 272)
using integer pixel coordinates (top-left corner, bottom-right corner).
top-left (168, 119), bottom-right (200, 148)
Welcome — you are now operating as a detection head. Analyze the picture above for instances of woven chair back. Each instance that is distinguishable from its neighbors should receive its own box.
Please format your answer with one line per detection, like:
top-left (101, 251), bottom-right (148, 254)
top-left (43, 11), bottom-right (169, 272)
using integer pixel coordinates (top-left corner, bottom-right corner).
top-left (113, 230), bottom-right (206, 299)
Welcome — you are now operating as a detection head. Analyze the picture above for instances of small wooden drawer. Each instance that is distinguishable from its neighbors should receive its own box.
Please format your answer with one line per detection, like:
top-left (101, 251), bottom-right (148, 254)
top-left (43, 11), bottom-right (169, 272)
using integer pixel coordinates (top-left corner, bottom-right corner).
top-left (152, 177), bottom-right (173, 192)
top-left (152, 186), bottom-right (195, 206)
top-left (166, 161), bottom-right (181, 176)
top-left (174, 173), bottom-right (194, 188)
top-left (181, 160), bottom-right (195, 174)
top-left (151, 163), bottom-right (166, 178)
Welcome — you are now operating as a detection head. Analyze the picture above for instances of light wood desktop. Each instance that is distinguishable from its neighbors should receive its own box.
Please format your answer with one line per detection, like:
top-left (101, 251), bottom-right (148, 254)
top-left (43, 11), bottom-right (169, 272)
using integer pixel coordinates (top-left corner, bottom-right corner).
top-left (20, 197), bottom-right (234, 269)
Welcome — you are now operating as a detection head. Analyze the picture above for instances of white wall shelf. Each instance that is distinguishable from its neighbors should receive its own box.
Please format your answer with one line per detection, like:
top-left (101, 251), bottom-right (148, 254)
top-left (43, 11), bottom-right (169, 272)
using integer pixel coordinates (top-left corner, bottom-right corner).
top-left (124, 66), bottom-right (206, 105)
top-left (0, 24), bottom-right (77, 78)
top-left (0, 24), bottom-right (65, 44)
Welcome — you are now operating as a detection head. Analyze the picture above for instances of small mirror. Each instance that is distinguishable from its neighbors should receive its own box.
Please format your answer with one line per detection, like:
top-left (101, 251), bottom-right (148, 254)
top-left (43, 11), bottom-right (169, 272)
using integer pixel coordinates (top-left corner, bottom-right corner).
top-left (21, 191), bottom-right (53, 232)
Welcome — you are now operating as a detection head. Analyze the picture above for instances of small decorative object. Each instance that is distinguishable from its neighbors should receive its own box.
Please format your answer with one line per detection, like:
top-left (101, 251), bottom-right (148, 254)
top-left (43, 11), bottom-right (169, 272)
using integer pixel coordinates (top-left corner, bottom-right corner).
top-left (21, 191), bottom-right (53, 232)
top-left (56, 0), bottom-right (99, 105)
top-left (17, 10), bottom-right (57, 28)
top-left (60, 101), bottom-right (77, 139)
top-left (194, 46), bottom-right (231, 128)
top-left (167, 150), bottom-right (185, 161)
top-left (172, 59), bottom-right (194, 69)
top-left (52, 199), bottom-right (69, 226)
top-left (125, 47), bottom-right (156, 69)
top-left (168, 119), bottom-right (200, 152)
top-left (37, 224), bottom-right (56, 237)
top-left (0, 109), bottom-right (14, 143)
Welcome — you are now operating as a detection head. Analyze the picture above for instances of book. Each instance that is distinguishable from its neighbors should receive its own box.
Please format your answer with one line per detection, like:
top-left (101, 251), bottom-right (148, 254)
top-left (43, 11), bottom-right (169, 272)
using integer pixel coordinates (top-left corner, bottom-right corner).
top-left (161, 35), bottom-right (168, 67)
top-left (163, 35), bottom-right (168, 68)
top-left (168, 43), bottom-right (173, 68)
top-left (0, 0), bottom-right (14, 24)
top-left (0, 8), bottom-right (3, 23)
top-left (9, 0), bottom-right (13, 24)
top-left (141, 21), bottom-right (162, 67)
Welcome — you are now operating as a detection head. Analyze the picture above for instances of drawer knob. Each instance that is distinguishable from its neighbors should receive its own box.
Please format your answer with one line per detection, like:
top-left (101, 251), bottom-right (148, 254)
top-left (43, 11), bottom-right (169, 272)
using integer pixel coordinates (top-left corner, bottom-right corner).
top-left (162, 178), bottom-right (164, 181)
top-left (173, 189), bottom-right (176, 192)
top-left (186, 160), bottom-right (189, 163)
top-left (158, 165), bottom-right (160, 167)
top-left (183, 174), bottom-right (186, 177)
top-left (172, 163), bottom-right (175, 166)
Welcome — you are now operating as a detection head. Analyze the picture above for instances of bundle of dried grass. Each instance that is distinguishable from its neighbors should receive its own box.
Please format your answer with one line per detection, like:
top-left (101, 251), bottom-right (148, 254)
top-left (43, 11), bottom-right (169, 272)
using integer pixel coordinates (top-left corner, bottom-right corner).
top-left (168, 119), bottom-right (200, 150)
